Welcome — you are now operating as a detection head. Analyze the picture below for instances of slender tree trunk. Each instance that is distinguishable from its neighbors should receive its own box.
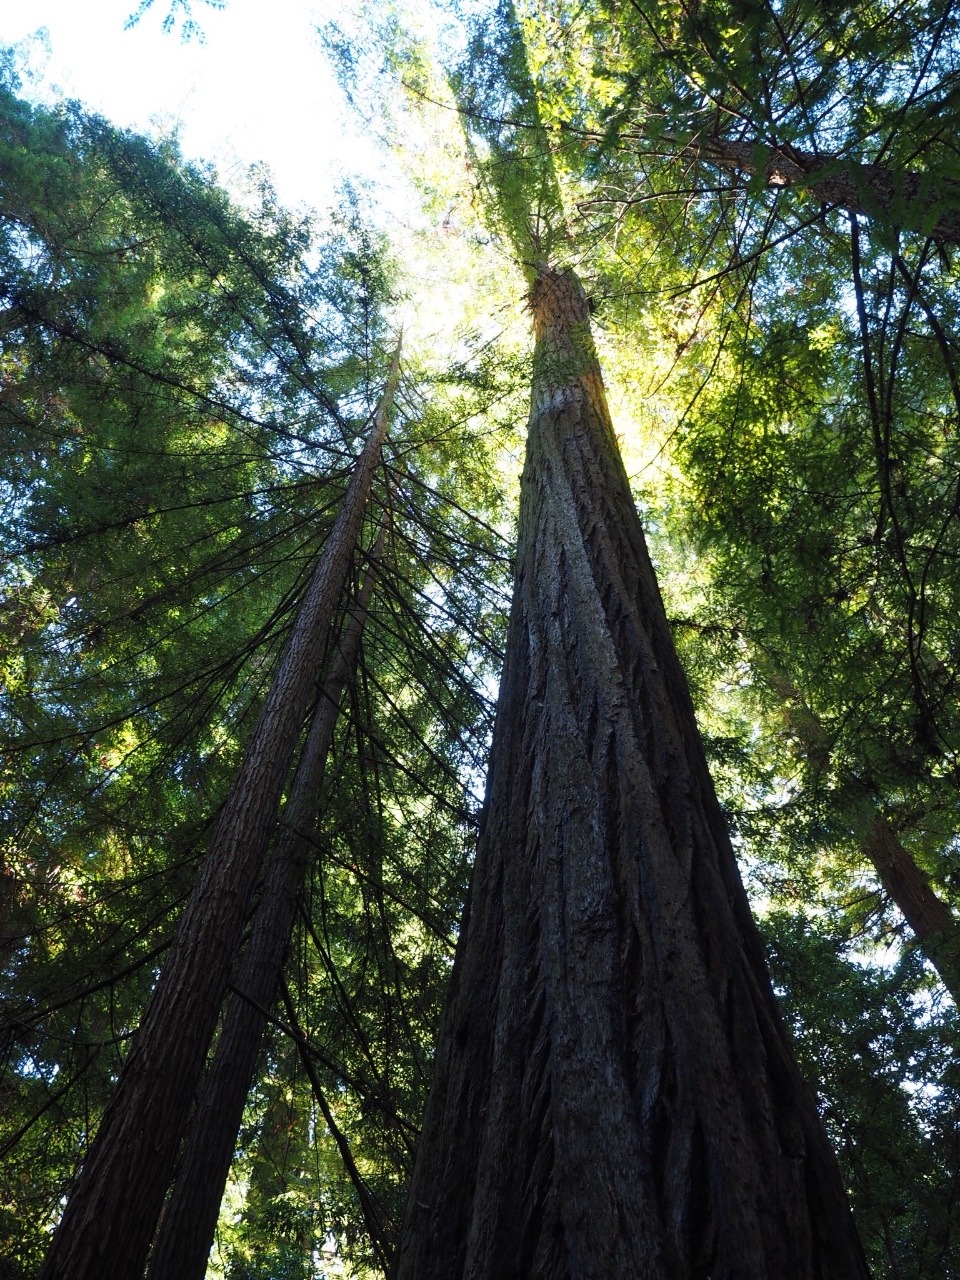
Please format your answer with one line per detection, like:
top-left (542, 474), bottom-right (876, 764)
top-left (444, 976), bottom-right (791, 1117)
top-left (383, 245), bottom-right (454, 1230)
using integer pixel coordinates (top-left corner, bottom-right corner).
top-left (764, 663), bottom-right (960, 1002)
top-left (861, 812), bottom-right (960, 994)
top-left (396, 268), bottom-right (869, 1279)
top-left (689, 135), bottom-right (960, 245)
top-left (40, 345), bottom-right (400, 1280)
top-left (146, 531), bottom-right (385, 1280)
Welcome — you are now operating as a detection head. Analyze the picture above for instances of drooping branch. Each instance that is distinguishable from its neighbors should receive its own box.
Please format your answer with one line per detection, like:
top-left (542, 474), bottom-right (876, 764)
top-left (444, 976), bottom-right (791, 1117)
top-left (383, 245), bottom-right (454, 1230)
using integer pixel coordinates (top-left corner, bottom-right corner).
top-left (279, 982), bottom-right (397, 1273)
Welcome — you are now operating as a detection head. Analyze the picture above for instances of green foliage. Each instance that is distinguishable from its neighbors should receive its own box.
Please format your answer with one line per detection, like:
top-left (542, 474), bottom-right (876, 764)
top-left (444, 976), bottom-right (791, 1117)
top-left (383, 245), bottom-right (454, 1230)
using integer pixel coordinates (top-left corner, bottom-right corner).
top-left (448, 0), bottom-right (569, 271)
top-left (125, 0), bottom-right (226, 42)
top-left (0, 67), bottom-right (517, 1277)
top-left (763, 911), bottom-right (960, 1278)
top-left (7, 0), bottom-right (960, 1272)
top-left (636, 197), bottom-right (960, 993)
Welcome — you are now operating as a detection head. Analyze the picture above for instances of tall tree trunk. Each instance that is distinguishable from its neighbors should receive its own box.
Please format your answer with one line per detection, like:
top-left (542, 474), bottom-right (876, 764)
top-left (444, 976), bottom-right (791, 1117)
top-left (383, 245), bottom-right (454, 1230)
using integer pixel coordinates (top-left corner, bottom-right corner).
top-left (146, 530), bottom-right (386, 1280)
top-left (40, 345), bottom-right (400, 1280)
top-left (688, 135), bottom-right (960, 245)
top-left (395, 269), bottom-right (869, 1279)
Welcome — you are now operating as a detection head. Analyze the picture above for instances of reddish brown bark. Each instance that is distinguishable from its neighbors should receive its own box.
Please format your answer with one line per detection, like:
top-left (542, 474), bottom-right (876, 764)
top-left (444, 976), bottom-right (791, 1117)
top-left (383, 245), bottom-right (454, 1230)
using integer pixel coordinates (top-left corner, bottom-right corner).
top-left (395, 268), bottom-right (868, 1279)
top-left (146, 534), bottom-right (385, 1280)
top-left (39, 345), bottom-right (400, 1280)
top-left (693, 136), bottom-right (960, 244)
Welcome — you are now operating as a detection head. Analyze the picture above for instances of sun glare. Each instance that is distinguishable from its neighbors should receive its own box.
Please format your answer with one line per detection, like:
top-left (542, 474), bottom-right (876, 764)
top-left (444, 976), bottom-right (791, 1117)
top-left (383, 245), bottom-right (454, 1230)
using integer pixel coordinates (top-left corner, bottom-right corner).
top-left (0, 0), bottom-right (378, 215)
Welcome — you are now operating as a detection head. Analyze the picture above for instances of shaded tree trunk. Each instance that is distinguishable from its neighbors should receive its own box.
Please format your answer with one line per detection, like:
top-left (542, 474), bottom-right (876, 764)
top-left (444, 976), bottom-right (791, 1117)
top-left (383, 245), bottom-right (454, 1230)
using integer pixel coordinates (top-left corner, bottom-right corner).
top-left (862, 812), bottom-right (960, 994)
top-left (146, 530), bottom-right (386, 1280)
top-left (689, 135), bottom-right (960, 245)
top-left (396, 268), bottom-right (869, 1279)
top-left (39, 345), bottom-right (400, 1280)
top-left (765, 663), bottom-right (960, 1003)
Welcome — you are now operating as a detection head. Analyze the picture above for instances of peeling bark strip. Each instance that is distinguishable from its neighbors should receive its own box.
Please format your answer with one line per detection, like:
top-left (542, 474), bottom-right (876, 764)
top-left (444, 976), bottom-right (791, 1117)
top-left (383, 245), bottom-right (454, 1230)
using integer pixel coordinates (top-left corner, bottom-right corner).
top-left (694, 136), bottom-right (960, 245)
top-left (396, 271), bottom-right (868, 1280)
top-left (146, 532), bottom-right (386, 1280)
top-left (40, 345), bottom-right (400, 1280)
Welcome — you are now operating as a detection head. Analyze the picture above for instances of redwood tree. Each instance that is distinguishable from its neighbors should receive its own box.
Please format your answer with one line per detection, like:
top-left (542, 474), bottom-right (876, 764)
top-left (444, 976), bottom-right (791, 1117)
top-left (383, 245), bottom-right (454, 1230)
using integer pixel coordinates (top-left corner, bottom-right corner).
top-left (147, 527), bottom-right (388, 1280)
top-left (397, 258), bottom-right (869, 1279)
top-left (38, 347), bottom-right (400, 1280)
top-left (396, 9), bottom-right (870, 1273)
top-left (516, 0), bottom-right (960, 1027)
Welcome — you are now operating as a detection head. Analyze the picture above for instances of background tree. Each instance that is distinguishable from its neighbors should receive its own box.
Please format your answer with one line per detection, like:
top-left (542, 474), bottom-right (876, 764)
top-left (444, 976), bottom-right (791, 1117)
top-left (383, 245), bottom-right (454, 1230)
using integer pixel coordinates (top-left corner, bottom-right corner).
top-left (146, 523), bottom-right (390, 1280)
top-left (0, 81), bottom-right (389, 1275)
top-left (0, 77), bottom-right (512, 1279)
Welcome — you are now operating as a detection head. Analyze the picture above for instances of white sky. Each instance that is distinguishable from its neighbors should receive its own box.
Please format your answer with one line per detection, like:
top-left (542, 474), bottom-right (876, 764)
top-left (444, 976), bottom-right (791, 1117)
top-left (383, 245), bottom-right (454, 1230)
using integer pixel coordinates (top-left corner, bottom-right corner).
top-left (0, 0), bottom-right (380, 216)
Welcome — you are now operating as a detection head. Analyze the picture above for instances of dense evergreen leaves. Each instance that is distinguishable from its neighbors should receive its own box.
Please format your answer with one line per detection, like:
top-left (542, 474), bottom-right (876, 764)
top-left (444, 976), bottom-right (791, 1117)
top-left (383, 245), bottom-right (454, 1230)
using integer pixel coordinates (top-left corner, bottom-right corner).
top-left (762, 912), bottom-right (960, 1279)
top-left (0, 75), bottom-right (510, 1278)
top-left (5, 0), bottom-right (960, 1272)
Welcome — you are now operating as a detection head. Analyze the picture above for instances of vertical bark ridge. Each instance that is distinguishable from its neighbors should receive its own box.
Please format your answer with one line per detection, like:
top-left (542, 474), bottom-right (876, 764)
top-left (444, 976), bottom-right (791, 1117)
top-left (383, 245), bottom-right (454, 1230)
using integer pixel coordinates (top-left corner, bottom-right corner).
top-left (146, 529), bottom-right (385, 1280)
top-left (40, 343), bottom-right (400, 1280)
top-left (396, 272), bottom-right (868, 1280)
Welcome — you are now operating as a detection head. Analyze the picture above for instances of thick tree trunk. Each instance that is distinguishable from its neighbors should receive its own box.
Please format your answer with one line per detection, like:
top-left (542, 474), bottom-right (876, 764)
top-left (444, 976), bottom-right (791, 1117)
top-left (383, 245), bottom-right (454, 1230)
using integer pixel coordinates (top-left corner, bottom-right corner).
top-left (146, 533), bottom-right (384, 1280)
top-left (691, 136), bottom-right (960, 245)
top-left (39, 346), bottom-right (400, 1280)
top-left (395, 269), bottom-right (869, 1279)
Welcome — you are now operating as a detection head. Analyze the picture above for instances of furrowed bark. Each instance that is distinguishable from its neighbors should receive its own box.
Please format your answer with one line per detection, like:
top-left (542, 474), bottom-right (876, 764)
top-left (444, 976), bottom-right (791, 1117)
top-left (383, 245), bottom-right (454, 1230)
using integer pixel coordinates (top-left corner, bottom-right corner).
top-left (396, 268), bottom-right (868, 1279)
top-left (40, 343), bottom-right (400, 1280)
top-left (146, 532), bottom-right (385, 1280)
top-left (691, 136), bottom-right (960, 245)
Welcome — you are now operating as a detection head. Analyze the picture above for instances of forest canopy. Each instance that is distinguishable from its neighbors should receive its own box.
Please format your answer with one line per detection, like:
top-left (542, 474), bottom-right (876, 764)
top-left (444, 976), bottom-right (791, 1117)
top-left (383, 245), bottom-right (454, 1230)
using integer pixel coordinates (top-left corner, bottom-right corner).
top-left (2, 0), bottom-right (960, 1276)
